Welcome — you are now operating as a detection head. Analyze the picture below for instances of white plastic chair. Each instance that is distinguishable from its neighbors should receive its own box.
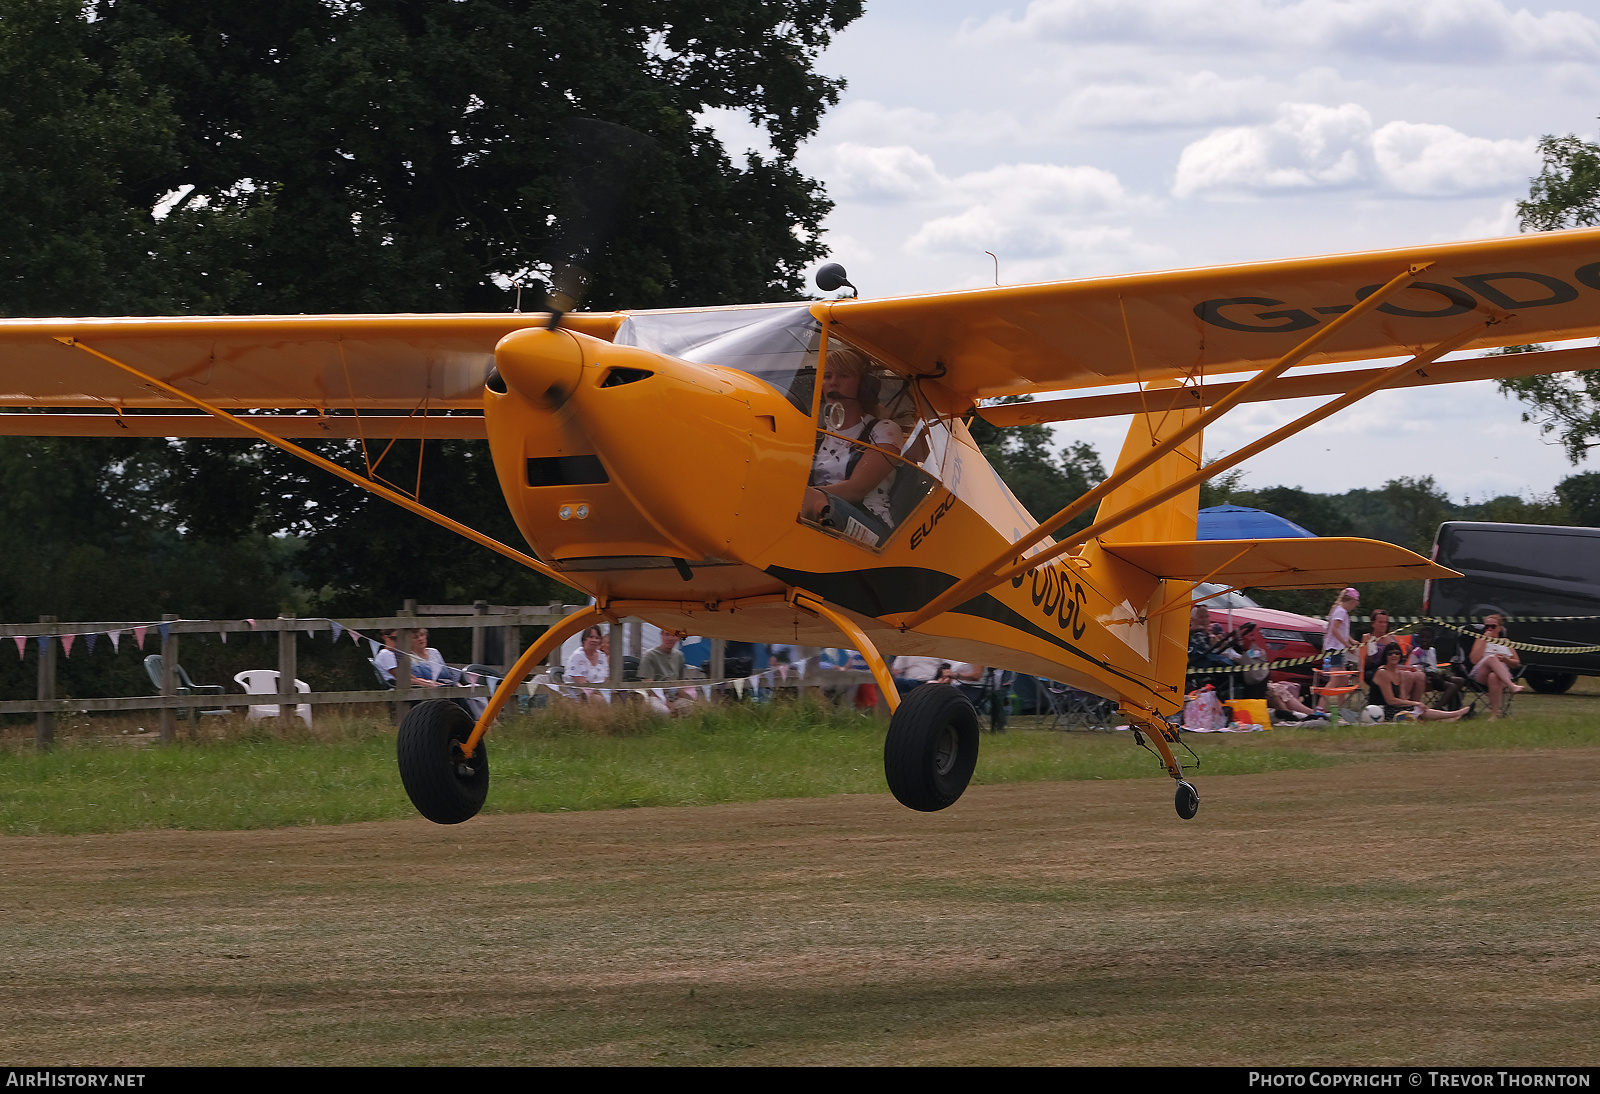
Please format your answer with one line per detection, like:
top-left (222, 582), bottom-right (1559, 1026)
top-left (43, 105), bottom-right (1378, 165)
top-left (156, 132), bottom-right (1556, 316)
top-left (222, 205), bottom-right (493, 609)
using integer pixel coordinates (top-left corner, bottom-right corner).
top-left (233, 669), bottom-right (313, 726)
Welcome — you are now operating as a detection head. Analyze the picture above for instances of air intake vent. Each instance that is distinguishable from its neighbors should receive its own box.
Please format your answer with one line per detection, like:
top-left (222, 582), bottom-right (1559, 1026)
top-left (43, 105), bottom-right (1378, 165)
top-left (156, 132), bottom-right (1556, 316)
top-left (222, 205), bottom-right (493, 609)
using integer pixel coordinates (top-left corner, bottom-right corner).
top-left (526, 454), bottom-right (610, 487)
top-left (600, 367), bottom-right (653, 388)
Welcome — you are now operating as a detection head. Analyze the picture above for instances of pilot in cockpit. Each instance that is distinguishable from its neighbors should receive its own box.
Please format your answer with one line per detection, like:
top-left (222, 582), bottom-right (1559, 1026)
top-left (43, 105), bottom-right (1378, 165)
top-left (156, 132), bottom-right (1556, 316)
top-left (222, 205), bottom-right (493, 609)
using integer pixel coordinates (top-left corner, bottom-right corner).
top-left (800, 345), bottom-right (904, 546)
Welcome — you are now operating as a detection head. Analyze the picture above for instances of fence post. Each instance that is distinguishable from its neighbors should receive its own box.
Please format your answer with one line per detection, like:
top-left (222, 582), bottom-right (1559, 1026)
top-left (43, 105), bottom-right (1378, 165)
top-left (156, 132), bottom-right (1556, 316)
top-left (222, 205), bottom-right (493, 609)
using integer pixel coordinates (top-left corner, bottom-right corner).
top-left (35, 615), bottom-right (56, 750)
top-left (394, 601), bottom-right (415, 723)
top-left (710, 638), bottom-right (726, 688)
top-left (159, 614), bottom-right (178, 743)
top-left (278, 615), bottom-right (298, 729)
top-left (471, 599), bottom-right (488, 667)
top-left (608, 622), bottom-right (624, 691)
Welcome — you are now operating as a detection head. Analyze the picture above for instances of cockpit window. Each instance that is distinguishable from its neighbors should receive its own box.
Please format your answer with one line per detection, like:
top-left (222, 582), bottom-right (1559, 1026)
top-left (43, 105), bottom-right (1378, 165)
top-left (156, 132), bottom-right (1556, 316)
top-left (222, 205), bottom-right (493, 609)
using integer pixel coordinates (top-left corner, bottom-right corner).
top-left (614, 304), bottom-right (818, 414)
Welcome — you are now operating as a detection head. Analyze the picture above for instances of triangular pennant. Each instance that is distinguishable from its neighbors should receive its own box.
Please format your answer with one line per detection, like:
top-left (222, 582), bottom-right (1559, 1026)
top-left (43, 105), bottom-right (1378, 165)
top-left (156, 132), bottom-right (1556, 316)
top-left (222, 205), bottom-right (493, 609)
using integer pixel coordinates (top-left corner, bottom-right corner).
top-left (85, 632), bottom-right (97, 654)
top-left (465, 671), bottom-right (479, 685)
top-left (13, 636), bottom-right (25, 659)
top-left (368, 638), bottom-right (381, 659)
top-left (134, 626), bottom-right (147, 649)
top-left (598, 690), bottom-right (612, 704)
top-left (329, 621), bottom-right (344, 643)
top-left (36, 636), bottom-right (49, 655)
top-left (219, 629), bottom-right (227, 643)
top-left (733, 678), bottom-right (746, 697)
top-left (108, 629), bottom-right (121, 651)
top-left (60, 633), bottom-right (75, 657)
top-left (701, 685), bottom-right (712, 701)
top-left (652, 688), bottom-right (666, 701)
top-left (247, 618), bottom-right (257, 630)
top-left (749, 673), bottom-right (761, 689)
top-left (777, 663), bottom-right (790, 682)
top-left (158, 622), bottom-right (171, 643)
top-left (306, 627), bottom-right (315, 638)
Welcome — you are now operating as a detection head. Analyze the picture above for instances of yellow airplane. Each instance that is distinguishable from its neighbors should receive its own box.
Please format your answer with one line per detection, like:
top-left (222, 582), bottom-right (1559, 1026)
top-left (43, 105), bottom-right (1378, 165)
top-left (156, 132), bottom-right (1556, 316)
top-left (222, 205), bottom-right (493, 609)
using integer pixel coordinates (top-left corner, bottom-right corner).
top-left (3, 227), bottom-right (1599, 824)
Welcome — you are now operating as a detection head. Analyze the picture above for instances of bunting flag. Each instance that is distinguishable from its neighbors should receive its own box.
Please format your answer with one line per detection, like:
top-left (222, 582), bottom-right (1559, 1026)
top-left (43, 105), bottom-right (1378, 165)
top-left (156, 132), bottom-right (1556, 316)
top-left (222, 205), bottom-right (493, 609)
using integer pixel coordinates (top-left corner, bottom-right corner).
top-left (777, 663), bottom-right (789, 682)
top-left (652, 688), bottom-right (666, 702)
top-left (701, 685), bottom-right (712, 701)
top-left (84, 633), bottom-right (97, 654)
top-left (219, 630), bottom-right (228, 644)
top-left (134, 626), bottom-right (147, 649)
top-left (13, 636), bottom-right (24, 659)
top-left (108, 630), bottom-right (122, 651)
top-left (60, 633), bottom-right (75, 657)
top-left (329, 621), bottom-right (344, 643)
top-left (247, 619), bottom-right (257, 630)
top-left (732, 678), bottom-right (745, 698)
top-left (36, 636), bottom-right (49, 655)
top-left (368, 638), bottom-right (381, 659)
top-left (158, 622), bottom-right (172, 643)
top-left (306, 626), bottom-right (315, 638)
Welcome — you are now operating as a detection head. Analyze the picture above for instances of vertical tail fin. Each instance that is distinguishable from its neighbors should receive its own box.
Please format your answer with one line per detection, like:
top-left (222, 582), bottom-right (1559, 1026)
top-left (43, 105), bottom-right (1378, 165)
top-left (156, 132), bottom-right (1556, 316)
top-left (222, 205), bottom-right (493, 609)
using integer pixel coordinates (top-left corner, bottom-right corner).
top-left (1081, 388), bottom-right (1204, 712)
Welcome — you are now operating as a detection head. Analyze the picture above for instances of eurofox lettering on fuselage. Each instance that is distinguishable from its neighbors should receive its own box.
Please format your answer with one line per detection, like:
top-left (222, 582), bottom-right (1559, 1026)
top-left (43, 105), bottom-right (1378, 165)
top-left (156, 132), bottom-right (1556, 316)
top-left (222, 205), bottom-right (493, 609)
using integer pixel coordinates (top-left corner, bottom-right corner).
top-left (1196, 265), bottom-right (1600, 333)
top-left (909, 493), bottom-right (957, 550)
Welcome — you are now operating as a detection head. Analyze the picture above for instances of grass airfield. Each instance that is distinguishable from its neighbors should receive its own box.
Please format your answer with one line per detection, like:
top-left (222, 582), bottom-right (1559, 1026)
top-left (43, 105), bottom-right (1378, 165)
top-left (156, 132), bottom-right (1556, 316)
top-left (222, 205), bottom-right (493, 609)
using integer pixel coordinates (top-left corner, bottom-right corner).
top-left (1, 687), bottom-right (1597, 1065)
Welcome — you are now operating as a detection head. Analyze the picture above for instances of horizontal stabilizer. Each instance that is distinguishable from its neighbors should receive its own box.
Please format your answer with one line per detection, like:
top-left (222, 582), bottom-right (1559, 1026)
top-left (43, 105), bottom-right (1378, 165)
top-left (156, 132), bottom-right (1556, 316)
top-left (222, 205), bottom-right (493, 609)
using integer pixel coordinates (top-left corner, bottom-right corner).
top-left (1099, 537), bottom-right (1459, 589)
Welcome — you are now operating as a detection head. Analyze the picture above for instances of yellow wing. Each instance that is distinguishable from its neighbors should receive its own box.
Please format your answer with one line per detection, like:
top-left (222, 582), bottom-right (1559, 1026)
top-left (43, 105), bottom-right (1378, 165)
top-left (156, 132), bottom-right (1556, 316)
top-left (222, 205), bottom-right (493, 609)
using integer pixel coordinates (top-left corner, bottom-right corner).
top-left (815, 227), bottom-right (1600, 406)
top-left (0, 313), bottom-right (622, 437)
top-left (1101, 538), bottom-right (1459, 590)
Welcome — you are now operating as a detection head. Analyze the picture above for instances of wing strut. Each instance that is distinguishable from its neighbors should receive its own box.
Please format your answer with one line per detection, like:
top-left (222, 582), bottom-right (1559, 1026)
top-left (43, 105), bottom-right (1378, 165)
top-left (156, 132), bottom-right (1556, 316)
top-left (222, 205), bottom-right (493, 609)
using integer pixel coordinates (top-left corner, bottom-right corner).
top-left (55, 337), bottom-right (570, 587)
top-left (898, 313), bottom-right (1493, 630)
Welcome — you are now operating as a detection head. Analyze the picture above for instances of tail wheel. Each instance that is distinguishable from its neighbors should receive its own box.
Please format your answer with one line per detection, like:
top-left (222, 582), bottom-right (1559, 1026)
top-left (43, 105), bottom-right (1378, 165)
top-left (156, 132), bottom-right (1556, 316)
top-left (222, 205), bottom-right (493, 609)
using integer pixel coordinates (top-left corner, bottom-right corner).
top-left (1175, 780), bottom-right (1200, 820)
top-left (397, 699), bottom-right (489, 824)
top-left (884, 684), bottom-right (980, 812)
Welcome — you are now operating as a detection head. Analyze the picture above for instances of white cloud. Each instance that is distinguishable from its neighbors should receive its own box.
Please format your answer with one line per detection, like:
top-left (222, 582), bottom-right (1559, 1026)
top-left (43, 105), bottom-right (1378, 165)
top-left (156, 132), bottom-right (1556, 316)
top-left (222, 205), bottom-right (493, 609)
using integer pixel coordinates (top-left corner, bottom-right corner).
top-left (906, 162), bottom-right (1165, 276)
top-left (816, 143), bottom-right (948, 203)
top-left (983, 0), bottom-right (1600, 63)
top-left (1049, 70), bottom-right (1275, 129)
top-left (1370, 122), bottom-right (1538, 196)
top-left (1174, 103), bottom-right (1371, 196)
top-left (1173, 103), bottom-right (1542, 197)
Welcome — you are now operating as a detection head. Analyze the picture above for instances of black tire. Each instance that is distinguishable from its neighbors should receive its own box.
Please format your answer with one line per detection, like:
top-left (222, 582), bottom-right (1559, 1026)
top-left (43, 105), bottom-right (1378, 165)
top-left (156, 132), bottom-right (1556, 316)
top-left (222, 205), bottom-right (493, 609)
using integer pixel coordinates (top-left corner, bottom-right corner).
top-left (1175, 780), bottom-right (1200, 820)
top-left (884, 683), bottom-right (980, 812)
top-left (1524, 670), bottom-right (1578, 694)
top-left (397, 699), bottom-right (488, 824)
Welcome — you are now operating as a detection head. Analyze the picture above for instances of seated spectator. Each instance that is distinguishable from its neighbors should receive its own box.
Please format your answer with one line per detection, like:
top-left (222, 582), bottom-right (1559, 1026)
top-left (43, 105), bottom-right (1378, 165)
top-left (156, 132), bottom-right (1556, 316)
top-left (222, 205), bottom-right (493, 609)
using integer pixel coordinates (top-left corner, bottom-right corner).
top-left (1470, 614), bottom-right (1525, 719)
top-left (1370, 642), bottom-right (1468, 721)
top-left (375, 628), bottom-right (486, 718)
top-left (1407, 626), bottom-right (1463, 710)
top-left (891, 654), bottom-right (944, 698)
top-left (564, 627), bottom-right (610, 697)
top-left (638, 632), bottom-right (694, 716)
top-left (1266, 679), bottom-right (1326, 721)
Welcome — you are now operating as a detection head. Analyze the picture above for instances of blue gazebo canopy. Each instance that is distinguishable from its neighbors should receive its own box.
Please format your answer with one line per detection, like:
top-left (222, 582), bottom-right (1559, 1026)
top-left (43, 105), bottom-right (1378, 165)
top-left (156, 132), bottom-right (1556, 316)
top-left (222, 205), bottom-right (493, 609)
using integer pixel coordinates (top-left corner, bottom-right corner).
top-left (1197, 505), bottom-right (1317, 540)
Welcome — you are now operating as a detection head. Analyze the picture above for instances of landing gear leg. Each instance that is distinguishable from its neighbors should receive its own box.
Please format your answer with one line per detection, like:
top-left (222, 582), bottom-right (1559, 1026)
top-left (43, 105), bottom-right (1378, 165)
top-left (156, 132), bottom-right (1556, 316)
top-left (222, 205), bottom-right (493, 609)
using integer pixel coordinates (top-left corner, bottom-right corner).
top-left (1124, 707), bottom-right (1200, 820)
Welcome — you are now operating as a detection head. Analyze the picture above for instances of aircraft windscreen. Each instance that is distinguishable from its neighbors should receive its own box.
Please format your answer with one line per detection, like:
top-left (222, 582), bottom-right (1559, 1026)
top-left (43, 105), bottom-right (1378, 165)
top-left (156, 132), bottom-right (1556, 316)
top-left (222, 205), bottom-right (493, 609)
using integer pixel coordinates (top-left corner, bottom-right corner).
top-left (614, 304), bottom-right (818, 414)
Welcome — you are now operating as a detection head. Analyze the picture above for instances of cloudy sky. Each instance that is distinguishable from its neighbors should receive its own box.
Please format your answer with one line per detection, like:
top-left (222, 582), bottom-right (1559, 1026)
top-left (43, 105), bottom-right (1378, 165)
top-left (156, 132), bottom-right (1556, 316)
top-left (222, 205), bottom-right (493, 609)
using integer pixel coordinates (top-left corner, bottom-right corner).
top-left (709, 0), bottom-right (1600, 504)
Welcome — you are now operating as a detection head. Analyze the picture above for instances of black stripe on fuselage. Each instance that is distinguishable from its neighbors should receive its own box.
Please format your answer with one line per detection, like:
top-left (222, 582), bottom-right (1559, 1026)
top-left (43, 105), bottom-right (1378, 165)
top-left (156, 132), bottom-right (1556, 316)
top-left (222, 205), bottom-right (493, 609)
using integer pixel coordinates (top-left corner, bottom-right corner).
top-left (763, 564), bottom-right (1165, 697)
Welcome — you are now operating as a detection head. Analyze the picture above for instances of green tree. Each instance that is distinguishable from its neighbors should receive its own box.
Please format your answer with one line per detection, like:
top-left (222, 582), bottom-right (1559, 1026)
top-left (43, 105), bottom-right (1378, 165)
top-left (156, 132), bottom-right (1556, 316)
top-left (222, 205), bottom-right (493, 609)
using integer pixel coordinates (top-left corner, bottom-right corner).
top-left (1495, 126), bottom-right (1600, 461)
top-left (968, 405), bottom-right (1106, 533)
top-left (1555, 472), bottom-right (1600, 526)
top-left (0, 1), bottom-right (865, 623)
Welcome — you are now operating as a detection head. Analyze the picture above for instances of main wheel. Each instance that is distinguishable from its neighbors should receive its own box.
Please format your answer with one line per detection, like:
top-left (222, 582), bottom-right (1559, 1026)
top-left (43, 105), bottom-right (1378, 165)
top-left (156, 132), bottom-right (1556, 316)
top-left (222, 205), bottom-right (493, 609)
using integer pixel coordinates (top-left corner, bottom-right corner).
top-left (884, 683), bottom-right (980, 812)
top-left (1524, 670), bottom-right (1578, 694)
top-left (397, 699), bottom-right (489, 824)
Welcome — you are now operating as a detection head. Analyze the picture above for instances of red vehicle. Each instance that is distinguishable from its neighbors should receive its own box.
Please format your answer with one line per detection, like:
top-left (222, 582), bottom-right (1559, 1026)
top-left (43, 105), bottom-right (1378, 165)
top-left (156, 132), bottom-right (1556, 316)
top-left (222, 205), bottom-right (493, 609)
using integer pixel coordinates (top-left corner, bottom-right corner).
top-left (1196, 583), bottom-right (1326, 687)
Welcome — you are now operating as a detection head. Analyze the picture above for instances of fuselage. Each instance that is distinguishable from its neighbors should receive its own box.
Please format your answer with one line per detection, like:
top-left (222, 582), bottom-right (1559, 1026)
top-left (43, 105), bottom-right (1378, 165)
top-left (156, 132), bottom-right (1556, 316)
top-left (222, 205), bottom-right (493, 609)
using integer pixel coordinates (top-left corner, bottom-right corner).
top-left (484, 305), bottom-right (1194, 716)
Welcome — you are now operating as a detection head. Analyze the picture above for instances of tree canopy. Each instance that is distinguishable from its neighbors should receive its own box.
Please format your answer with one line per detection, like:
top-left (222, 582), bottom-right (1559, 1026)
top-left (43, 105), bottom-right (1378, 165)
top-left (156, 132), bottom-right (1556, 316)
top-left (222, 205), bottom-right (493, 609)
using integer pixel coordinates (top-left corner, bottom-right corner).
top-left (1496, 121), bottom-right (1600, 462)
top-left (0, 0), bottom-right (865, 625)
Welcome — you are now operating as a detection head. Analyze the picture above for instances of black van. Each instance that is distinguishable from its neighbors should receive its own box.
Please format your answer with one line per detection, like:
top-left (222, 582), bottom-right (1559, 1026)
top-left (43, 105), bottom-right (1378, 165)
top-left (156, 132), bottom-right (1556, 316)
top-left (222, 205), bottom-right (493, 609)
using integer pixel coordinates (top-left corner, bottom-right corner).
top-left (1425, 521), bottom-right (1600, 693)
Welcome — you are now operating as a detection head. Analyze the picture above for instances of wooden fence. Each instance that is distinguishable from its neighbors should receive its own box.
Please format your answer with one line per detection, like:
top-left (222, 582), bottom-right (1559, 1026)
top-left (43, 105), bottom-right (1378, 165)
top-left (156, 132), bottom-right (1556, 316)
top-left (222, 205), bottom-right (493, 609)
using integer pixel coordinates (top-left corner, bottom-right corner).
top-left (0, 600), bottom-right (870, 747)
